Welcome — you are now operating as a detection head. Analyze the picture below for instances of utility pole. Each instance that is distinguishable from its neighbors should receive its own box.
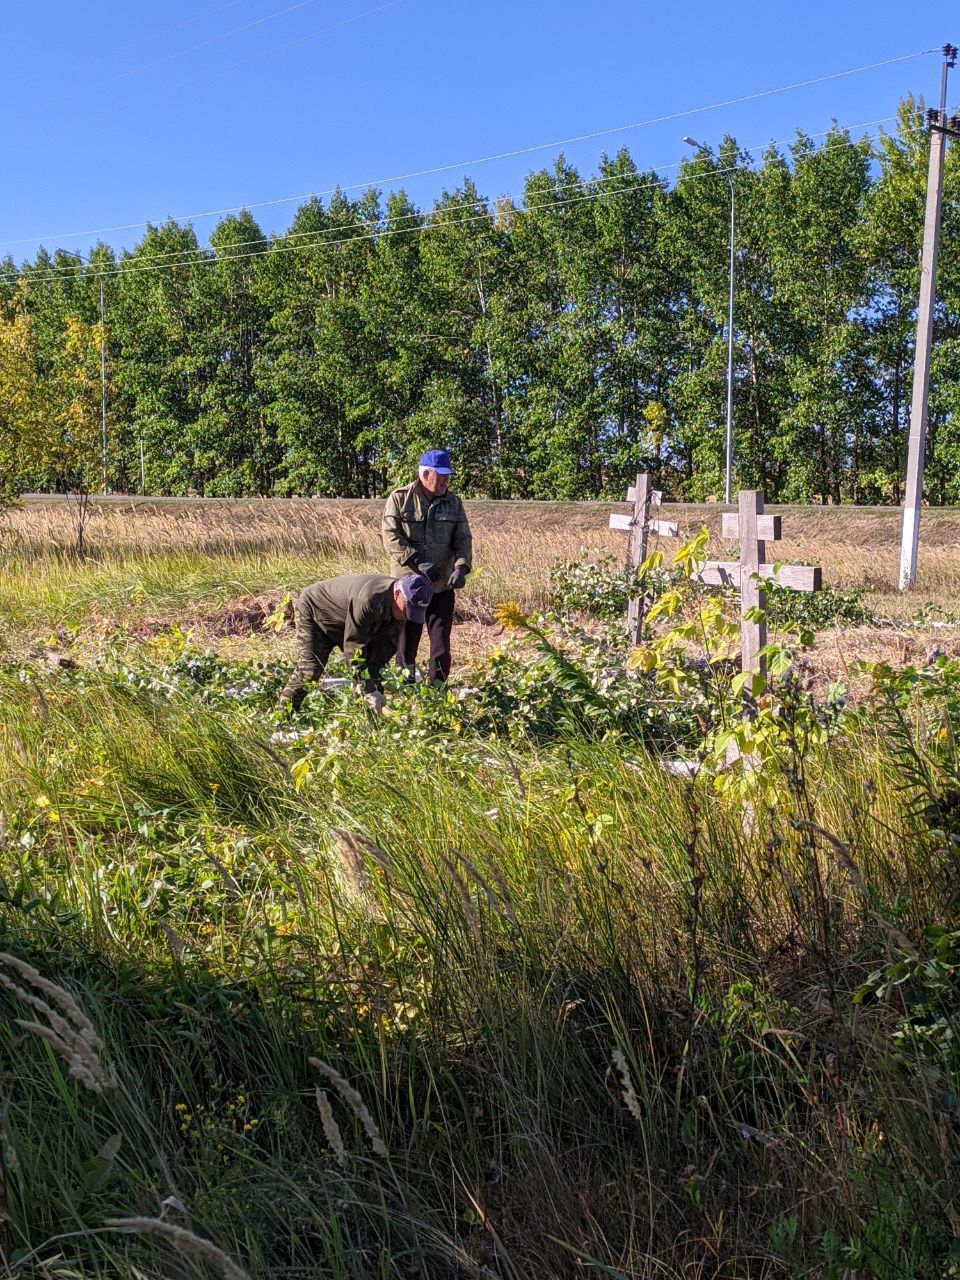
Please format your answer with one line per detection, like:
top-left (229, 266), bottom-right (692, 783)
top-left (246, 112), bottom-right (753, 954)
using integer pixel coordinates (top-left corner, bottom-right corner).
top-left (99, 277), bottom-right (108, 495)
top-left (724, 178), bottom-right (735, 506)
top-left (899, 44), bottom-right (958, 590)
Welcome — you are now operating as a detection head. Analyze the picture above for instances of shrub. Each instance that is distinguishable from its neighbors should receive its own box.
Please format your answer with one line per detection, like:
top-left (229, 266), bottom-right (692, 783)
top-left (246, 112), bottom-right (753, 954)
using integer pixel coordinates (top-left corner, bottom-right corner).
top-left (549, 550), bottom-right (633, 619)
top-left (765, 579), bottom-right (874, 630)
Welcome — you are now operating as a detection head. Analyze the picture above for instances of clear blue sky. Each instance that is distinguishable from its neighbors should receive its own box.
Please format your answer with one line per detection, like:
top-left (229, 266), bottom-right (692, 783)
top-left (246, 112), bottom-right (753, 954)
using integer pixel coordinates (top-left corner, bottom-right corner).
top-left (0, 2), bottom-right (952, 261)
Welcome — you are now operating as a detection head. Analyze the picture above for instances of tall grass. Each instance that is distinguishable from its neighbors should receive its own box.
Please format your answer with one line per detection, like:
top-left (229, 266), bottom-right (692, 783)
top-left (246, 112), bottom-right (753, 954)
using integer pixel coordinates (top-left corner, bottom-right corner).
top-left (0, 668), bottom-right (957, 1277)
top-left (4, 498), bottom-right (960, 649)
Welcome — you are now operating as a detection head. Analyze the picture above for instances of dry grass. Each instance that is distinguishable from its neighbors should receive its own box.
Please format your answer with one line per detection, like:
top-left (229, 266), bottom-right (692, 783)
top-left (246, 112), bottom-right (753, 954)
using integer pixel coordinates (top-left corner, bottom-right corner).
top-left (7, 496), bottom-right (960, 602)
top-left (2, 497), bottom-right (959, 674)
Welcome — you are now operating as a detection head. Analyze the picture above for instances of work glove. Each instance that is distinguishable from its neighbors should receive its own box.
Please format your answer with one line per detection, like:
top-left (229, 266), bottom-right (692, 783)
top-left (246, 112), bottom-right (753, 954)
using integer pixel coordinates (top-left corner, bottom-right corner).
top-left (363, 690), bottom-right (385, 715)
top-left (447, 565), bottom-right (468, 590)
top-left (416, 562), bottom-right (436, 578)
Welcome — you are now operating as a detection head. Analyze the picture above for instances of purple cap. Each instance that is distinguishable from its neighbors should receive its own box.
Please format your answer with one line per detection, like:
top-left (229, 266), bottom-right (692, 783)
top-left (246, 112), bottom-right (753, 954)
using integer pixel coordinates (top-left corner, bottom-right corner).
top-left (419, 449), bottom-right (453, 475)
top-left (398, 573), bottom-right (434, 624)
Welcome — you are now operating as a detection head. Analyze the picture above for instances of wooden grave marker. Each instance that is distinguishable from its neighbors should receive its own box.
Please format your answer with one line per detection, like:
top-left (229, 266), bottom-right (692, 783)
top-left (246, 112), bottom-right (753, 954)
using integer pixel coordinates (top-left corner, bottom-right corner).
top-left (608, 486), bottom-right (822, 780)
top-left (609, 472), bottom-right (678, 644)
top-left (704, 490), bottom-right (822, 774)
top-left (608, 483), bottom-right (821, 681)
top-left (694, 490), bottom-right (821, 679)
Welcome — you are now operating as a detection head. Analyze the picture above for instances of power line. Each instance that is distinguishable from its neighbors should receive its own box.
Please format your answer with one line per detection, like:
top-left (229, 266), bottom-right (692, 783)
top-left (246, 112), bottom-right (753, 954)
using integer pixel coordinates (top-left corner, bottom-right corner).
top-left (112, 0), bottom-right (258, 58)
top-left (20, 124), bottom-right (889, 287)
top-left (4, 0), bottom-right (407, 182)
top-left (14, 0), bottom-right (328, 147)
top-left (20, 126), bottom-right (891, 285)
top-left (106, 0), bottom-right (325, 85)
top-left (0, 46), bottom-right (933, 251)
top-left (161, 0), bottom-right (407, 94)
top-left (21, 117), bottom-right (894, 278)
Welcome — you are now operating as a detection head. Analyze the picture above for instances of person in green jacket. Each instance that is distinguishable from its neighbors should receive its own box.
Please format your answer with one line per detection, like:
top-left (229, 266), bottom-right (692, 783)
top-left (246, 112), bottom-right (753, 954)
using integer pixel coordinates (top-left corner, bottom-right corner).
top-left (381, 449), bottom-right (473, 682)
top-left (278, 572), bottom-right (433, 713)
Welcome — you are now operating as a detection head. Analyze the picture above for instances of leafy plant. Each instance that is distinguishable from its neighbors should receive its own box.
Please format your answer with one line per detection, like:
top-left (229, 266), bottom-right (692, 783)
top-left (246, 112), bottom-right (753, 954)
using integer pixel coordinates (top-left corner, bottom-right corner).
top-left (764, 579), bottom-right (874, 630)
top-left (549, 550), bottom-right (668, 620)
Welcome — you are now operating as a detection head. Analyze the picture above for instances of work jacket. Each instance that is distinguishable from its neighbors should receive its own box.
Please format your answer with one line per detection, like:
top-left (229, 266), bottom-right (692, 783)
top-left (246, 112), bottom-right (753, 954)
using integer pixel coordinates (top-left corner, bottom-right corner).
top-left (296, 573), bottom-right (399, 690)
top-left (381, 482), bottom-right (472, 588)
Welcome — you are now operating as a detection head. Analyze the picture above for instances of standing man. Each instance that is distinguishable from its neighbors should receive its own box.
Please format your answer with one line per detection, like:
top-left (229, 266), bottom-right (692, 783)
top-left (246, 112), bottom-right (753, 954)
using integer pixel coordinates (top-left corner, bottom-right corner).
top-left (279, 571), bottom-right (433, 712)
top-left (381, 449), bottom-right (473, 682)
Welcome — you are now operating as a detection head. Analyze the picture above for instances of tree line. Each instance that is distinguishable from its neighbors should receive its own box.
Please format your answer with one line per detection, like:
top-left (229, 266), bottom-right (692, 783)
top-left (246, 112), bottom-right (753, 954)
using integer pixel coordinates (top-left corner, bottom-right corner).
top-left (1, 96), bottom-right (958, 504)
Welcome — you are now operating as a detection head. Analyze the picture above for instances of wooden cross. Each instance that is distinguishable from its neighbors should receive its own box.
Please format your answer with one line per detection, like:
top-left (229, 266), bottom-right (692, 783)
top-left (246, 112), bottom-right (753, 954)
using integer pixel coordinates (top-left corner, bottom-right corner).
top-left (608, 472), bottom-right (678, 644)
top-left (690, 490), bottom-right (822, 677)
top-left (608, 483), bottom-right (821, 675)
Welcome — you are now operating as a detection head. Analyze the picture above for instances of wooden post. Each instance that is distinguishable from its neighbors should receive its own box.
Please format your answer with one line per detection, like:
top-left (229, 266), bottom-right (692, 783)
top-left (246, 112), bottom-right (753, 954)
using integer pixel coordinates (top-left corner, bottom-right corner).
top-left (676, 490), bottom-right (822, 782)
top-left (738, 489), bottom-right (766, 679)
top-left (609, 475), bottom-right (679, 643)
top-left (626, 472), bottom-right (650, 645)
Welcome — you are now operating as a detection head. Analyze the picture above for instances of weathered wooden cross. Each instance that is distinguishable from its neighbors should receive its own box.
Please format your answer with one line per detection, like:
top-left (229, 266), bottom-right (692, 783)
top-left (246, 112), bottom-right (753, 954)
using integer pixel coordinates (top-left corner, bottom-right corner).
top-left (609, 480), bottom-right (821, 679)
top-left (693, 490), bottom-right (821, 677)
top-left (608, 472), bottom-right (678, 644)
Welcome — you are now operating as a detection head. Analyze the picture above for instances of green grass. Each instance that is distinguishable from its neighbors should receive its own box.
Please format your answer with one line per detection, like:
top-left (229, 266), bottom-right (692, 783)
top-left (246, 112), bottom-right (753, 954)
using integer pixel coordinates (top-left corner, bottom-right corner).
top-left (0, 549), bottom-right (358, 639)
top-left (1, 658), bottom-right (958, 1278)
top-left (1, 502), bottom-right (959, 1277)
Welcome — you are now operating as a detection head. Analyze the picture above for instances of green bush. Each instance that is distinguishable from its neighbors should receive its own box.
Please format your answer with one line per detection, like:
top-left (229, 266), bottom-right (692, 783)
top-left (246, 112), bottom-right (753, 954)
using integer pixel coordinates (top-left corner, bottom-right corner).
top-left (549, 549), bottom-right (669, 621)
top-left (549, 550), bottom-right (634, 618)
top-left (765, 579), bottom-right (875, 630)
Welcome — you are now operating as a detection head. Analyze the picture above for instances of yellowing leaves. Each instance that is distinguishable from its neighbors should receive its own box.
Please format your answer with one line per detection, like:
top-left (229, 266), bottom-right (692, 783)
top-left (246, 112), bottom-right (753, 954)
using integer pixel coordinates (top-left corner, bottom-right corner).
top-left (627, 647), bottom-right (658, 673)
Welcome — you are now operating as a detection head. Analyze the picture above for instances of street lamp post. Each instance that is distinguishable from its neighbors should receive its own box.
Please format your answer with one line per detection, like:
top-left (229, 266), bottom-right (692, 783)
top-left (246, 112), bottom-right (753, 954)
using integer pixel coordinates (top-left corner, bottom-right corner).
top-left (684, 136), bottom-right (735, 504)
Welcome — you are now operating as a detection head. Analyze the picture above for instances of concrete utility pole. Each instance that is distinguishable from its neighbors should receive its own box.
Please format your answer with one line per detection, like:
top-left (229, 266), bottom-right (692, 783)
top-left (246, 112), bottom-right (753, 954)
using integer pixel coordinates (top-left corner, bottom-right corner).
top-left (99, 277), bottom-right (108, 495)
top-left (64, 249), bottom-right (110, 494)
top-left (899, 44), bottom-right (958, 591)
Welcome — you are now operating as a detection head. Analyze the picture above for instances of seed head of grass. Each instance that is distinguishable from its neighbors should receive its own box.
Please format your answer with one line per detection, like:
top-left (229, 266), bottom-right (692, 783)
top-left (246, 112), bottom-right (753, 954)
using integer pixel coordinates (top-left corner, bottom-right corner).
top-left (0, 952), bottom-right (117, 1094)
top-left (309, 1058), bottom-right (387, 1157)
top-left (104, 1217), bottom-right (251, 1280)
top-left (329, 828), bottom-right (375, 900)
top-left (315, 1087), bottom-right (346, 1166)
top-left (611, 1048), bottom-right (642, 1122)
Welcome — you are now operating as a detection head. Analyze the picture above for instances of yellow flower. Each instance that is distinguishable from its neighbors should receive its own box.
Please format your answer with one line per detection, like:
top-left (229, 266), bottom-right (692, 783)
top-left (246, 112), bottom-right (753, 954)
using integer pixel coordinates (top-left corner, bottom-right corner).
top-left (494, 601), bottom-right (526, 629)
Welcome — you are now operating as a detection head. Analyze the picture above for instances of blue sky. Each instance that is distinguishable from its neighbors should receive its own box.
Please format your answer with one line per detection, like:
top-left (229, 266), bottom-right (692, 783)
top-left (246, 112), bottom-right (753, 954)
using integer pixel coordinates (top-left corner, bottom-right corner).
top-left (0, 2), bottom-right (952, 261)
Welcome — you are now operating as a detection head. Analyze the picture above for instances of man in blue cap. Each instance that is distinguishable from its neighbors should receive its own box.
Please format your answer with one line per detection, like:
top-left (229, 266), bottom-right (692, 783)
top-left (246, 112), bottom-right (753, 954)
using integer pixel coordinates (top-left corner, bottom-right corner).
top-left (381, 449), bottom-right (473, 682)
top-left (278, 571), bottom-right (434, 713)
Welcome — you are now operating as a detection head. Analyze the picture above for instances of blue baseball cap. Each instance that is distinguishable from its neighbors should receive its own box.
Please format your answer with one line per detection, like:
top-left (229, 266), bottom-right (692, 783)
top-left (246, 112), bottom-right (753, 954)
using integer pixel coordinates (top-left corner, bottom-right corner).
top-left (419, 449), bottom-right (453, 475)
top-left (398, 573), bottom-right (434, 624)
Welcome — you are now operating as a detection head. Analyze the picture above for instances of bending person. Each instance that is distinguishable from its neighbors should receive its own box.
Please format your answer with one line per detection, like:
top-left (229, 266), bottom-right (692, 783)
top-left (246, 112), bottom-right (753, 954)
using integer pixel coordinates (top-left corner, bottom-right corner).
top-left (279, 572), bottom-right (433, 713)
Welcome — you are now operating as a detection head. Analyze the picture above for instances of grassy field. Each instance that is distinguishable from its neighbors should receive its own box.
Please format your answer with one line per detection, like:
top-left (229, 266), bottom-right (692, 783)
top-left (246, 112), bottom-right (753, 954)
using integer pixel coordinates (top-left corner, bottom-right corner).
top-left (2, 496), bottom-right (960, 660)
top-left (1, 497), bottom-right (959, 1278)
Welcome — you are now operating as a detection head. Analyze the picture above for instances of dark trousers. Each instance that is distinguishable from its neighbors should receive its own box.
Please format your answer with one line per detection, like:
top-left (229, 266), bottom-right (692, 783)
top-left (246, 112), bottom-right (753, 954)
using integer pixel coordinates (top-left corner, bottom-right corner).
top-left (397, 588), bottom-right (455, 682)
top-left (279, 609), bottom-right (339, 709)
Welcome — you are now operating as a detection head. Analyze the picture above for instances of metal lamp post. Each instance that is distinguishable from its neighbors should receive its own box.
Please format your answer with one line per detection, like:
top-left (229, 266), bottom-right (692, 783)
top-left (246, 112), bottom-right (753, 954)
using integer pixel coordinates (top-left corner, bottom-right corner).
top-left (684, 135), bottom-right (735, 505)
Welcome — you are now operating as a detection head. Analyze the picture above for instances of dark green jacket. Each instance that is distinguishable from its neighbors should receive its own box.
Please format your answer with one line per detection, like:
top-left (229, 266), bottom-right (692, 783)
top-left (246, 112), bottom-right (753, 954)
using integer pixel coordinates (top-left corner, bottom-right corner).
top-left (296, 573), bottom-right (399, 690)
top-left (381, 482), bottom-right (472, 587)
